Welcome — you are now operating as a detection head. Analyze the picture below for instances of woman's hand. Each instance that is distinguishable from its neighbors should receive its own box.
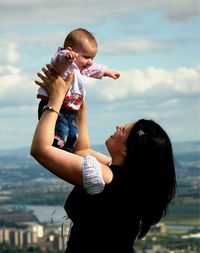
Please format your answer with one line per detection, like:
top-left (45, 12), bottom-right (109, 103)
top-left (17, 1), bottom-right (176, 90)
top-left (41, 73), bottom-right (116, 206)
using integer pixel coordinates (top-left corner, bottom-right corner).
top-left (35, 64), bottom-right (73, 103)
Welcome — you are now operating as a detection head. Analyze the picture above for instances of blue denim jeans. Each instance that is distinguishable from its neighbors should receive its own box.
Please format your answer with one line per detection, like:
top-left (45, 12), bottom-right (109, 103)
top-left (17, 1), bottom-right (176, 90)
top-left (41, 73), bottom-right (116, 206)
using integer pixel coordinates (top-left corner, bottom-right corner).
top-left (38, 99), bottom-right (78, 152)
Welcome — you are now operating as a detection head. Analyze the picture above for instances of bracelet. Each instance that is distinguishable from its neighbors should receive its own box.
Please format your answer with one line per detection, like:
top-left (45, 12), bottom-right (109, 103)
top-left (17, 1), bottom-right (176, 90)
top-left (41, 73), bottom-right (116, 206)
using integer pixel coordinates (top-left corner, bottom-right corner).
top-left (42, 106), bottom-right (59, 115)
top-left (107, 160), bottom-right (112, 166)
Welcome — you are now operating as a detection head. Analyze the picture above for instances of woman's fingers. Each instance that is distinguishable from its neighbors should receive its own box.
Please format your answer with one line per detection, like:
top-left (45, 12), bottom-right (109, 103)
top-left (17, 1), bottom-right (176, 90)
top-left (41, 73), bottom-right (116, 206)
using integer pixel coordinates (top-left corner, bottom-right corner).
top-left (45, 64), bottom-right (58, 79)
top-left (34, 64), bottom-right (73, 93)
top-left (65, 71), bottom-right (74, 84)
top-left (35, 65), bottom-right (56, 86)
top-left (35, 68), bottom-right (49, 87)
top-left (37, 72), bottom-right (49, 83)
top-left (35, 80), bottom-right (43, 86)
top-left (35, 64), bottom-right (57, 83)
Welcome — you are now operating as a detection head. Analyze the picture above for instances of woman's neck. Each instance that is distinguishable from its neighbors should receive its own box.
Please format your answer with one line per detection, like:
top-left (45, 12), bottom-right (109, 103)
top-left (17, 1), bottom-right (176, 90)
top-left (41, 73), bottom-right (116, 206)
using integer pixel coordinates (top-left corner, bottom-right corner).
top-left (111, 156), bottom-right (125, 166)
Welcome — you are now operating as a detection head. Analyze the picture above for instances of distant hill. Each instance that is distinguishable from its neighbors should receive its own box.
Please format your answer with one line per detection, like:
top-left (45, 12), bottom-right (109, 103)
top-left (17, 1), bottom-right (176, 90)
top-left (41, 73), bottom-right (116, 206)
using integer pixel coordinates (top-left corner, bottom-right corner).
top-left (0, 140), bottom-right (199, 170)
top-left (0, 140), bottom-right (199, 155)
top-left (172, 140), bottom-right (200, 154)
top-left (172, 140), bottom-right (200, 164)
top-left (0, 141), bottom-right (199, 224)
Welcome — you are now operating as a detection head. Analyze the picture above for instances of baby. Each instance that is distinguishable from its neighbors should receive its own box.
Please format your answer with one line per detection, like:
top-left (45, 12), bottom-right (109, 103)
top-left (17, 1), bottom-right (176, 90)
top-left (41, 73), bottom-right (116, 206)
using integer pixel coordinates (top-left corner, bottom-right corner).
top-left (37, 28), bottom-right (120, 152)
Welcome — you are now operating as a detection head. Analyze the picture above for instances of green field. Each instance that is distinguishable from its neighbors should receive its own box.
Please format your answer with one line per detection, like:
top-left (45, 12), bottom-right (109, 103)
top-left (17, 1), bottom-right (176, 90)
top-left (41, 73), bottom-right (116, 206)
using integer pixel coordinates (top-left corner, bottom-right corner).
top-left (162, 202), bottom-right (199, 226)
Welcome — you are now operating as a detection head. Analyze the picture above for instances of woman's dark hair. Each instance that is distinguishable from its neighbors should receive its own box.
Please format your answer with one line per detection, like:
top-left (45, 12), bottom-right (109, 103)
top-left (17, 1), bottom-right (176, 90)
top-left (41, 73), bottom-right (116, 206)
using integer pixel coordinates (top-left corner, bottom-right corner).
top-left (124, 119), bottom-right (176, 239)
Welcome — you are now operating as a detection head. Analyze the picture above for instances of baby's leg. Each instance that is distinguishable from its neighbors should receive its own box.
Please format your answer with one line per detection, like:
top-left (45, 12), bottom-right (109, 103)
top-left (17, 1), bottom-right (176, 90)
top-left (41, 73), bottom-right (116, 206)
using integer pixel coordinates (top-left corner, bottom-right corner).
top-left (53, 109), bottom-right (69, 149)
top-left (63, 112), bottom-right (78, 153)
top-left (64, 124), bottom-right (78, 152)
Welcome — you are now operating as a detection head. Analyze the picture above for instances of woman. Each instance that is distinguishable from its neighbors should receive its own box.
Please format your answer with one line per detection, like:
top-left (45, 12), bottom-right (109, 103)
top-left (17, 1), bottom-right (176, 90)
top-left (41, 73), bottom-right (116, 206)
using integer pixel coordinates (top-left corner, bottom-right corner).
top-left (31, 65), bottom-right (176, 253)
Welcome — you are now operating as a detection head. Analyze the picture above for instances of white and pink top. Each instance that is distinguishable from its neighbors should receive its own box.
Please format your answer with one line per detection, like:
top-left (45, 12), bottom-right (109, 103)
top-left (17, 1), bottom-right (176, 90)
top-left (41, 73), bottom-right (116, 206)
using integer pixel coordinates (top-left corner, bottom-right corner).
top-left (37, 47), bottom-right (104, 111)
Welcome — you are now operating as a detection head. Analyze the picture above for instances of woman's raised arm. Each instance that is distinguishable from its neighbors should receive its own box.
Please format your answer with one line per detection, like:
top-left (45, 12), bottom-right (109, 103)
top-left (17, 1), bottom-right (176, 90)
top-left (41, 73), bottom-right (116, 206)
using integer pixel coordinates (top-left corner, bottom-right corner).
top-left (74, 100), bottom-right (111, 165)
top-left (30, 65), bottom-right (84, 185)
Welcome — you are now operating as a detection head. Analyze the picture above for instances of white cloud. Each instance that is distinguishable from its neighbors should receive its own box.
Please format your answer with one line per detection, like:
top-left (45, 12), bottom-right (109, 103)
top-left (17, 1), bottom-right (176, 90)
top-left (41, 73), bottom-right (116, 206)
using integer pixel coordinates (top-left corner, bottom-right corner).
top-left (0, 0), bottom-right (199, 150)
top-left (173, 66), bottom-right (200, 92)
top-left (0, 65), bottom-right (36, 106)
top-left (0, 42), bottom-right (20, 65)
top-left (166, 0), bottom-right (200, 21)
top-left (101, 38), bottom-right (158, 53)
top-left (0, 63), bottom-right (199, 149)
top-left (86, 65), bottom-right (200, 102)
top-left (7, 43), bottom-right (20, 64)
top-left (0, 0), bottom-right (198, 29)
top-left (1, 64), bottom-right (199, 107)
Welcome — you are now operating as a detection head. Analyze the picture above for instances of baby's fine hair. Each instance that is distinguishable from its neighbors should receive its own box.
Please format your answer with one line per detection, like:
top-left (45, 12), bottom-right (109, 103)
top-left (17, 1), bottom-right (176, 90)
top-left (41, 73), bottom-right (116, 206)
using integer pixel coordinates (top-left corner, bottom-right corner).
top-left (64, 28), bottom-right (98, 50)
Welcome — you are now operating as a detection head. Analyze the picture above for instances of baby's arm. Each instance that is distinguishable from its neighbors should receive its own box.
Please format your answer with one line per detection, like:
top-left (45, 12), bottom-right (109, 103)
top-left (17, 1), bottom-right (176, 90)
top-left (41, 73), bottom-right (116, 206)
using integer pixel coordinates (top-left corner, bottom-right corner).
top-left (82, 63), bottom-right (120, 80)
top-left (103, 70), bottom-right (120, 80)
top-left (51, 47), bottom-right (78, 76)
top-left (81, 63), bottom-right (104, 79)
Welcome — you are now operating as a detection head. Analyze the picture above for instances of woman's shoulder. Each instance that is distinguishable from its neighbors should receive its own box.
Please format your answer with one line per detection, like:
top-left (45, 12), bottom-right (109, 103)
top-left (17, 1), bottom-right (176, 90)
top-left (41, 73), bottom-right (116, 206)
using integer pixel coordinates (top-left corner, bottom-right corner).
top-left (109, 164), bottom-right (124, 179)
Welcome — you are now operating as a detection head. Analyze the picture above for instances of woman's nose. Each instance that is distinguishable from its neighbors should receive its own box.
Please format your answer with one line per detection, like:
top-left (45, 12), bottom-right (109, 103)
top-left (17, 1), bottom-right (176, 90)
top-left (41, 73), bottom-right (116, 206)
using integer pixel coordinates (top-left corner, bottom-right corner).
top-left (116, 125), bottom-right (123, 131)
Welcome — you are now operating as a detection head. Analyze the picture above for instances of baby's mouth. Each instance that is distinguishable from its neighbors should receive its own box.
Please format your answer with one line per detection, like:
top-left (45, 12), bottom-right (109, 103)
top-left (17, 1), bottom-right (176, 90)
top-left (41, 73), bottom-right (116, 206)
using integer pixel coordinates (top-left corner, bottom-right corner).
top-left (82, 65), bottom-right (87, 70)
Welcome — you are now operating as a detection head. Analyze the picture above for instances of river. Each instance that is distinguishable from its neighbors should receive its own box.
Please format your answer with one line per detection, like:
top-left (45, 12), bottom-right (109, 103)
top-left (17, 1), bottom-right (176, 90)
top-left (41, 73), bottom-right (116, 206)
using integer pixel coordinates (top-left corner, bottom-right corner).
top-left (3, 204), bottom-right (198, 230)
top-left (24, 205), bottom-right (198, 230)
top-left (25, 204), bottom-right (69, 224)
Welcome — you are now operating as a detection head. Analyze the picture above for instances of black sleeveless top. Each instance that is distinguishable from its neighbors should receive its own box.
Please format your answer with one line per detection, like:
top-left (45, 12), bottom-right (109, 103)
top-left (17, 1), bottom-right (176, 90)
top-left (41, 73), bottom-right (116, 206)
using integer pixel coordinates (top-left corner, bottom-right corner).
top-left (64, 165), bottom-right (139, 253)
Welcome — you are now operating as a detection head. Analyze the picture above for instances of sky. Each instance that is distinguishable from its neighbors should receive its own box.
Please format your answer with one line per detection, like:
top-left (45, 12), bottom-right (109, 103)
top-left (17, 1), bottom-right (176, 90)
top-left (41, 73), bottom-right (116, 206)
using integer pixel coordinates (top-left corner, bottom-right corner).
top-left (0, 0), bottom-right (199, 150)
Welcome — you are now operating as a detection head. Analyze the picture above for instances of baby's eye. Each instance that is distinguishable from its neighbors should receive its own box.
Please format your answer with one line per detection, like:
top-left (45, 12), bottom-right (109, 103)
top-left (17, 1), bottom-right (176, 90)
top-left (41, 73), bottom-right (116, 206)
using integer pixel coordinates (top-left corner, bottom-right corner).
top-left (82, 55), bottom-right (93, 60)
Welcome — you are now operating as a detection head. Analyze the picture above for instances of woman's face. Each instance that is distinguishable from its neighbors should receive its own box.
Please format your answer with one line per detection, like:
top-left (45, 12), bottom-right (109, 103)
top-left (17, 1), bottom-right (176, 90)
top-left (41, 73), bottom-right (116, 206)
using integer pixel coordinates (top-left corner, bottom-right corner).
top-left (106, 122), bottom-right (134, 160)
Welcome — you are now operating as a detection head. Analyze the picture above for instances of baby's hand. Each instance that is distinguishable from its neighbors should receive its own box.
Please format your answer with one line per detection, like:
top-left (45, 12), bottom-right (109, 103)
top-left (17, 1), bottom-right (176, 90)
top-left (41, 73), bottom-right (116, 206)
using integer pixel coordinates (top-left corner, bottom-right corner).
top-left (66, 47), bottom-right (78, 61)
top-left (104, 70), bottom-right (120, 80)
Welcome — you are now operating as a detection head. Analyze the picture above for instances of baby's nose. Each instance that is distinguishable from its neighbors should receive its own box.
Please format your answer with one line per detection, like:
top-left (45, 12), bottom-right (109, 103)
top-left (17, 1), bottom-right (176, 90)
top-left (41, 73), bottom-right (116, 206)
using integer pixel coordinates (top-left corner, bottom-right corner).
top-left (87, 59), bottom-right (93, 66)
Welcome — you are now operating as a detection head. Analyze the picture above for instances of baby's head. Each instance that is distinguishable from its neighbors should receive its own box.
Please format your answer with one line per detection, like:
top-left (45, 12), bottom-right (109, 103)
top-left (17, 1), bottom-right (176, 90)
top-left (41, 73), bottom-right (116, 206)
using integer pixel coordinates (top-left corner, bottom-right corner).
top-left (64, 28), bottom-right (98, 71)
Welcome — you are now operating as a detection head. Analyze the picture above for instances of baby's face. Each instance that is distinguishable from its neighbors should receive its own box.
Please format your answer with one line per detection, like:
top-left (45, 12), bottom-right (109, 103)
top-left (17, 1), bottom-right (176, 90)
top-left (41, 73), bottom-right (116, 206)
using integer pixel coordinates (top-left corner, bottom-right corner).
top-left (74, 43), bottom-right (97, 71)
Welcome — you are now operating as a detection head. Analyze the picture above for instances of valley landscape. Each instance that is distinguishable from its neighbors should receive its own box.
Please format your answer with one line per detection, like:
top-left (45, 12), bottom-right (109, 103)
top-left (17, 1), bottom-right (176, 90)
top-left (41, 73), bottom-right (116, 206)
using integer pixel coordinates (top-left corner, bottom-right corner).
top-left (0, 141), bottom-right (199, 252)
